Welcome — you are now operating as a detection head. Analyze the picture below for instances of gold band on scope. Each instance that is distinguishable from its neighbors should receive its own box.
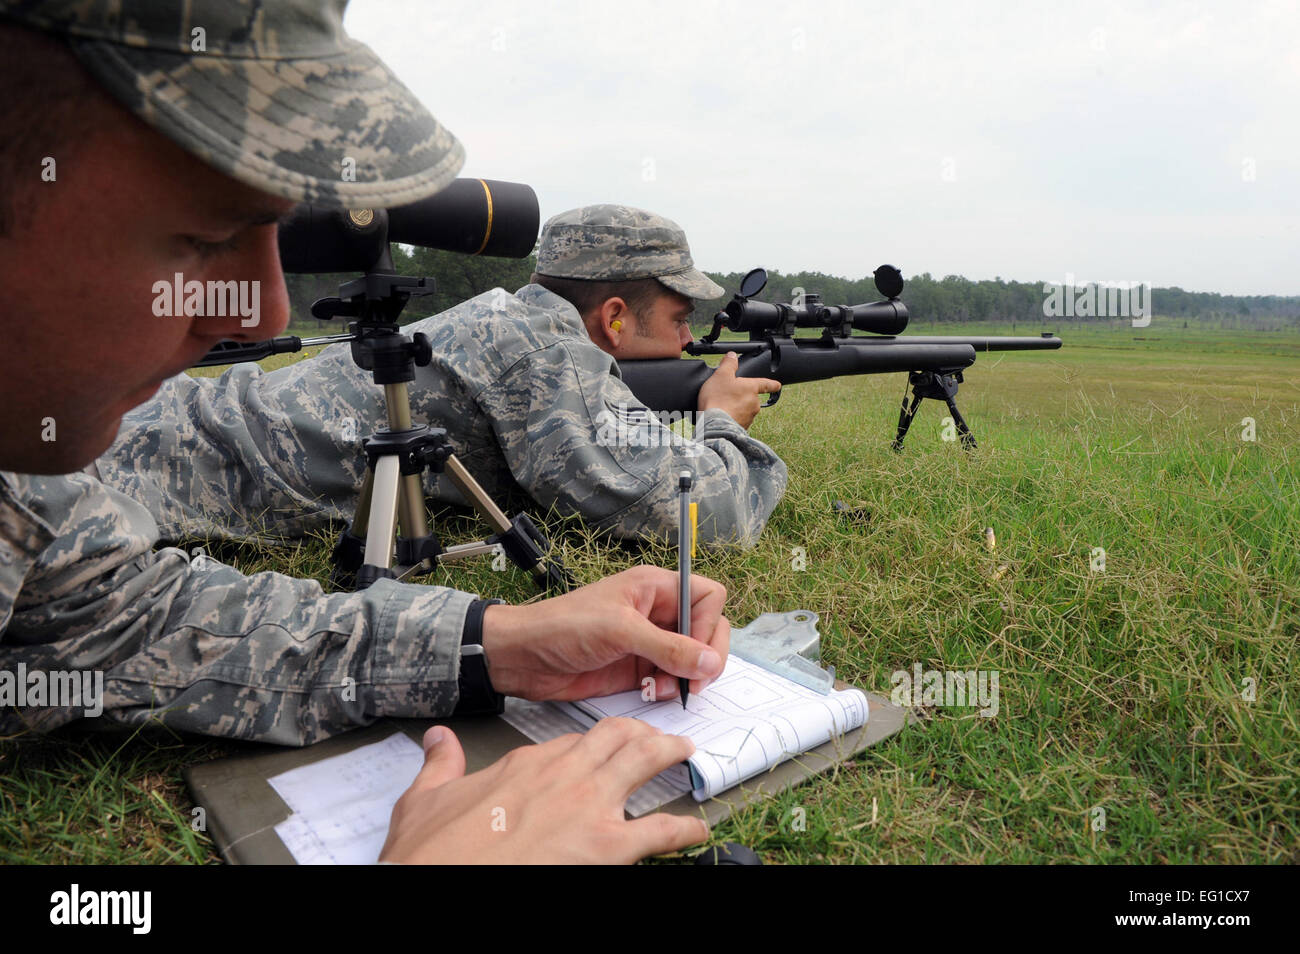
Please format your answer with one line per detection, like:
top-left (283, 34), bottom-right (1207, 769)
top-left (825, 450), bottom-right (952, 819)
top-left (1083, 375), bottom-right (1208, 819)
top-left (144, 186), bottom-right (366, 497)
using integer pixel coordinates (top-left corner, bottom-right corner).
top-left (474, 179), bottom-right (494, 255)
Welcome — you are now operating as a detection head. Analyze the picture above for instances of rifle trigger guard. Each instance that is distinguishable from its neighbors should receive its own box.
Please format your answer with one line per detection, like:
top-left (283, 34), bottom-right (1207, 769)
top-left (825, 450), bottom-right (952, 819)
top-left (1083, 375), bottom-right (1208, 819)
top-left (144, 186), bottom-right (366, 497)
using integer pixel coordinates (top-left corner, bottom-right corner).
top-left (761, 390), bottom-right (781, 408)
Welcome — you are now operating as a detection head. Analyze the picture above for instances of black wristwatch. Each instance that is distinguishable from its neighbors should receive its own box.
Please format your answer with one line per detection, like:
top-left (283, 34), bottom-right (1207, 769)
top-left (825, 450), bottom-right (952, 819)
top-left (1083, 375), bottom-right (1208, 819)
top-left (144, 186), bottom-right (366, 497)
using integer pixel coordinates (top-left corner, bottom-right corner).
top-left (454, 599), bottom-right (506, 716)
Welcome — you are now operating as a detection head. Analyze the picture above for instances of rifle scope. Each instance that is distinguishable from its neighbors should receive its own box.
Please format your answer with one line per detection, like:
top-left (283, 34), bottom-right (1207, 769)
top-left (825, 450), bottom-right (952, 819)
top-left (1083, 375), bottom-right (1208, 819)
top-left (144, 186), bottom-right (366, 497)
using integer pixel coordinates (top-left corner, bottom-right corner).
top-left (722, 296), bottom-right (909, 337)
top-left (713, 265), bottom-right (910, 339)
top-left (277, 177), bottom-right (540, 273)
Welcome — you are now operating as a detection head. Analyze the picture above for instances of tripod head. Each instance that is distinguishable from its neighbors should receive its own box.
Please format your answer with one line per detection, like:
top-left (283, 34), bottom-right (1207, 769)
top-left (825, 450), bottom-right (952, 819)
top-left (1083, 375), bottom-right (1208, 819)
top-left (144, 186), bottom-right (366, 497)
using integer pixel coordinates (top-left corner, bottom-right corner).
top-left (190, 263), bottom-right (438, 373)
top-left (309, 267), bottom-right (438, 382)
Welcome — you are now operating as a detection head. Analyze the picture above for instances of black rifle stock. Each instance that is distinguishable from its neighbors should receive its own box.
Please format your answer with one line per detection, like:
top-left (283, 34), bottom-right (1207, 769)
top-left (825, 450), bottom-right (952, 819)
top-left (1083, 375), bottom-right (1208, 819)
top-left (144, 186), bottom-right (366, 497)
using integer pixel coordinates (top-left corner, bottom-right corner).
top-left (617, 339), bottom-right (982, 415)
top-left (614, 266), bottom-right (1062, 450)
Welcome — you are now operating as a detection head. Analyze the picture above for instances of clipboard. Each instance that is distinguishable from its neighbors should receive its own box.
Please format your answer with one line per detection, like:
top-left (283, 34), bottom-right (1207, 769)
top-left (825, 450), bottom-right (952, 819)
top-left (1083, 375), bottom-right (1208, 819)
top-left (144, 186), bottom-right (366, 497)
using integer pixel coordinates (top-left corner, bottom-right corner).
top-left (186, 687), bottom-right (915, 865)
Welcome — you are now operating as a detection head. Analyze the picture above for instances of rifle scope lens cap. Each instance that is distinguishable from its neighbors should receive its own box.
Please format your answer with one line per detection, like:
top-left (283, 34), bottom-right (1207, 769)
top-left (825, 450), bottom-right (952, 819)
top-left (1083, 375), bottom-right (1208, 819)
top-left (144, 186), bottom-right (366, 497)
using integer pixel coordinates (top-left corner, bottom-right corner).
top-left (873, 264), bottom-right (904, 299)
top-left (739, 268), bottom-right (768, 298)
top-left (695, 842), bottom-right (764, 865)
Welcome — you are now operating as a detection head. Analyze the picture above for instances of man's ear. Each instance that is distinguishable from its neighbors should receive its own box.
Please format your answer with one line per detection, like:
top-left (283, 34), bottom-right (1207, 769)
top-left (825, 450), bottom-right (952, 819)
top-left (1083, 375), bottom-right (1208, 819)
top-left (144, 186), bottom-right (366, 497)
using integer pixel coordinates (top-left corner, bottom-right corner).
top-left (586, 296), bottom-right (628, 355)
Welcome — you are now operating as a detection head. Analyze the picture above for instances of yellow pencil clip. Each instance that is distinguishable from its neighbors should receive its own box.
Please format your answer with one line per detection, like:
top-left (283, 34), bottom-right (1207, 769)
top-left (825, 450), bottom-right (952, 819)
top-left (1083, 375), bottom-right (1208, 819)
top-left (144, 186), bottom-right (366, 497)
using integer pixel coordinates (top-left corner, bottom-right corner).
top-left (689, 502), bottom-right (698, 558)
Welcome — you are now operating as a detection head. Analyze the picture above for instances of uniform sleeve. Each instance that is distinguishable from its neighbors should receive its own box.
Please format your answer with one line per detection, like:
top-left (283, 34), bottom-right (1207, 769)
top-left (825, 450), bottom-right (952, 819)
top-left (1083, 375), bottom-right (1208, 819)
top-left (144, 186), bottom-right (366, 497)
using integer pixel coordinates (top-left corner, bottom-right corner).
top-left (93, 353), bottom-right (388, 545)
top-left (0, 471), bottom-right (471, 746)
top-left (479, 334), bottom-right (788, 545)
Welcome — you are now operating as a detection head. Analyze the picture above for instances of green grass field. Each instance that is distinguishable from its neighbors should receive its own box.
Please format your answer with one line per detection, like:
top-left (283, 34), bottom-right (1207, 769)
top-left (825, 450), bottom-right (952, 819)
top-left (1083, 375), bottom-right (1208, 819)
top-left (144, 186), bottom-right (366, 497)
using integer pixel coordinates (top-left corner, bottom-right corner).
top-left (2, 319), bottom-right (1296, 864)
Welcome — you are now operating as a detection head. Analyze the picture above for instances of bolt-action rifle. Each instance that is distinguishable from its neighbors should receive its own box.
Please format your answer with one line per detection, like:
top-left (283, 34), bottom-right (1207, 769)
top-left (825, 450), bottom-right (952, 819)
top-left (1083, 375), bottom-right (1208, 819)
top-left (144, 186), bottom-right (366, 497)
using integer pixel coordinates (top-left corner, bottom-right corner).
top-left (616, 265), bottom-right (1062, 449)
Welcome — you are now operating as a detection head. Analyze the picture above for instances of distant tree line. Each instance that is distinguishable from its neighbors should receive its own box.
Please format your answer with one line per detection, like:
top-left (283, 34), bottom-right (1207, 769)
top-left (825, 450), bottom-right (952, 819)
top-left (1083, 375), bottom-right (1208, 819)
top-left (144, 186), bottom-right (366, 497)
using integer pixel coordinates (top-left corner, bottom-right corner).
top-left (284, 248), bottom-right (1300, 334)
top-left (712, 269), bottom-right (1300, 332)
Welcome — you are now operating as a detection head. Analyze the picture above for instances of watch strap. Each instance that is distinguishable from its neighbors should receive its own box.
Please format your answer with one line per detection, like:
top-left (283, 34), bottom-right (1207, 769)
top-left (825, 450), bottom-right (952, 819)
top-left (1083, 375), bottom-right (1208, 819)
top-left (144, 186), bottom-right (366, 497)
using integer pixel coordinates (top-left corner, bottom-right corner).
top-left (454, 598), bottom-right (506, 716)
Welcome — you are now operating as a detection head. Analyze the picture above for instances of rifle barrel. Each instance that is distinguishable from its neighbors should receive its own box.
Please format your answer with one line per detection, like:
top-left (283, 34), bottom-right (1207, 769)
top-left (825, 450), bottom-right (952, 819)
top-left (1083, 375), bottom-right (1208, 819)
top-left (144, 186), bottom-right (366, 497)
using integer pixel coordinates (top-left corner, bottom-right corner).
top-left (877, 334), bottom-right (1062, 351)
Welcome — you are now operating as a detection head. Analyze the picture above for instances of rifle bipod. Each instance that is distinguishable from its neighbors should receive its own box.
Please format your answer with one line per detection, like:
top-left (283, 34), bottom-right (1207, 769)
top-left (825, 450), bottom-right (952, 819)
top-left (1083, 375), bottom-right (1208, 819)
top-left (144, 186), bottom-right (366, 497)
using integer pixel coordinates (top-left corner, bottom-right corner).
top-left (891, 369), bottom-right (978, 452)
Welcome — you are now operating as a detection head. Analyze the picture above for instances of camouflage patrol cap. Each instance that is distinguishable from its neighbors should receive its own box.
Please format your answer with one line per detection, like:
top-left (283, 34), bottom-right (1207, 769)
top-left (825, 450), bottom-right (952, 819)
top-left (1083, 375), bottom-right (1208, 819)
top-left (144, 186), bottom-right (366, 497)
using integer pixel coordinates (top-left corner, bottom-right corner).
top-left (536, 204), bottom-right (725, 301)
top-left (0, 0), bottom-right (464, 208)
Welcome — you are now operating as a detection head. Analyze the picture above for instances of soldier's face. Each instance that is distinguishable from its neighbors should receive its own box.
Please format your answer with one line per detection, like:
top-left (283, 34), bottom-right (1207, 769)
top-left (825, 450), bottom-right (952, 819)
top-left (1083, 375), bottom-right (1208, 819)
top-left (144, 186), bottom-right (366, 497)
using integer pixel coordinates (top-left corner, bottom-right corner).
top-left (0, 98), bottom-right (295, 474)
top-left (615, 290), bottom-right (695, 360)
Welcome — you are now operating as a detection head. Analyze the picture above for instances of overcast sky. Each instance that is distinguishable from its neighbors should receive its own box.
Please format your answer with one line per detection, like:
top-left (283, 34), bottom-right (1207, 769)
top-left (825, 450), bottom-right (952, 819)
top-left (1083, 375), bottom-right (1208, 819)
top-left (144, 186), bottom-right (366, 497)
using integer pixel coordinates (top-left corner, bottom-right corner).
top-left (346, 0), bottom-right (1298, 296)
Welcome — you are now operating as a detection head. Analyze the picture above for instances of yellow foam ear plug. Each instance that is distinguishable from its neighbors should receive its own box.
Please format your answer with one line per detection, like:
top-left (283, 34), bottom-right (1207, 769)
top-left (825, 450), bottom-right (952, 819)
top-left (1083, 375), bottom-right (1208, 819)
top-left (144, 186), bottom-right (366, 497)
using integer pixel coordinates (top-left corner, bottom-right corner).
top-left (611, 320), bottom-right (623, 331)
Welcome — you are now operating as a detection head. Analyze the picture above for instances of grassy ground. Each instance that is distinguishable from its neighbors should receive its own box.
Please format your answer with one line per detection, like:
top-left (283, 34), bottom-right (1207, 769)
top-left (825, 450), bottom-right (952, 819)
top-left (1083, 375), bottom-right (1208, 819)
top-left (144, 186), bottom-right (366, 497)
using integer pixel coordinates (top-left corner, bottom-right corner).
top-left (2, 318), bottom-right (1296, 863)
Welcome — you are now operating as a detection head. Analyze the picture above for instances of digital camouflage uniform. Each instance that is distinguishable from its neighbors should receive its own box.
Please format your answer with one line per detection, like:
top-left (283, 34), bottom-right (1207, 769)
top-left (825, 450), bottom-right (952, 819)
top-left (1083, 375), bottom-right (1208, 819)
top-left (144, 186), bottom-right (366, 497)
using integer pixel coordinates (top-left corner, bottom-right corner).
top-left (0, 469), bottom-right (470, 744)
top-left (91, 283), bottom-right (788, 548)
top-left (0, 0), bottom-right (476, 744)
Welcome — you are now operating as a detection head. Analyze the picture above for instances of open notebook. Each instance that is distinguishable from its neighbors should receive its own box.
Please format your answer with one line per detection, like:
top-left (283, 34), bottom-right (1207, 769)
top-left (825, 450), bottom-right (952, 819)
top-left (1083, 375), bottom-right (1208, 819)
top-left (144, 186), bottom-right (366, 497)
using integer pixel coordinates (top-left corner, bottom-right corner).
top-left (556, 655), bottom-right (869, 801)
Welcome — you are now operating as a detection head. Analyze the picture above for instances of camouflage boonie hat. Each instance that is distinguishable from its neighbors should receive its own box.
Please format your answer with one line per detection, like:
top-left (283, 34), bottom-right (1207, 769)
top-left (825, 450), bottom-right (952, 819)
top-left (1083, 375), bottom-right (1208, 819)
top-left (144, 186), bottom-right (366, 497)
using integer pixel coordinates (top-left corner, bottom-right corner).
top-left (0, 0), bottom-right (464, 208)
top-left (536, 204), bottom-right (724, 301)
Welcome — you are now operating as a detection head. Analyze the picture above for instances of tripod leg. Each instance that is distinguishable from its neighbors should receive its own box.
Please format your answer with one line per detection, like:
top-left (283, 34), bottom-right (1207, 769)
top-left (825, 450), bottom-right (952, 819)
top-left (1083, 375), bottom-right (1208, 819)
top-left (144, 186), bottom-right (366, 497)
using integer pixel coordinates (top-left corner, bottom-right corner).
top-left (377, 380), bottom-right (441, 575)
top-left (392, 469), bottom-right (439, 575)
top-left (330, 467), bottom-right (374, 584)
top-left (356, 454), bottom-right (402, 586)
top-left (442, 454), bottom-right (574, 592)
top-left (352, 467), bottom-right (375, 536)
top-left (443, 455), bottom-right (513, 535)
